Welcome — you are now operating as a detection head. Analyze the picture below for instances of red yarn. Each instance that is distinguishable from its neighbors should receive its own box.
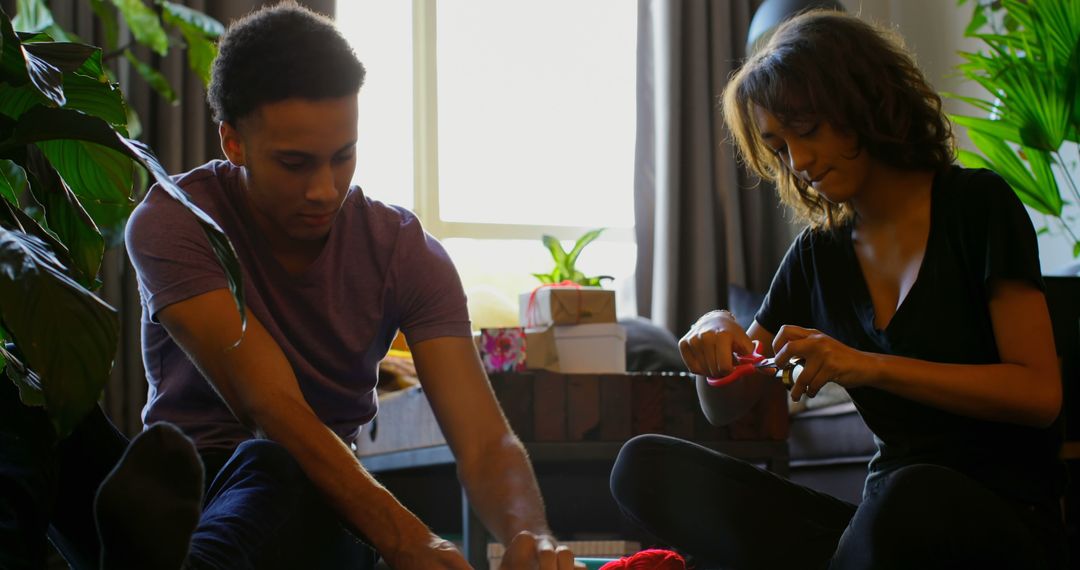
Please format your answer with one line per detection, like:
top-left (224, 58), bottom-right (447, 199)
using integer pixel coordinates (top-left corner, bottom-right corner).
top-left (599, 548), bottom-right (687, 569)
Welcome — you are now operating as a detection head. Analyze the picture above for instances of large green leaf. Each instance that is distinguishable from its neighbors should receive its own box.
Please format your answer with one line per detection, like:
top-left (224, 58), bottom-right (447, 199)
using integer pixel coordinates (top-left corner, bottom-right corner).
top-left (968, 130), bottom-right (1056, 215)
top-left (24, 146), bottom-right (105, 287)
top-left (36, 138), bottom-right (133, 204)
top-left (0, 83), bottom-right (43, 120)
top-left (2, 107), bottom-right (247, 329)
top-left (21, 42), bottom-right (97, 74)
top-left (110, 0), bottom-right (168, 56)
top-left (61, 72), bottom-right (128, 130)
top-left (11, 0), bottom-right (55, 34)
top-left (0, 159), bottom-right (27, 208)
top-left (0, 225), bottom-right (117, 436)
top-left (124, 49), bottom-right (176, 103)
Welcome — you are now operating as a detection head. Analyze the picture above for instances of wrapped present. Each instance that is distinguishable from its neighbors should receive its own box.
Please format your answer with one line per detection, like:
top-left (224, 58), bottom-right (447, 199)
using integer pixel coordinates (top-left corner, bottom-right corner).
top-left (519, 285), bottom-right (616, 327)
top-left (478, 327), bottom-right (528, 373)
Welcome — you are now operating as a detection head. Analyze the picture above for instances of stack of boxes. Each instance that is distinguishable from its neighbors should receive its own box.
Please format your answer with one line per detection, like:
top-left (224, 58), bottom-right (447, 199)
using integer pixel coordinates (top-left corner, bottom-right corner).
top-left (477, 286), bottom-right (626, 374)
top-left (517, 286), bottom-right (625, 374)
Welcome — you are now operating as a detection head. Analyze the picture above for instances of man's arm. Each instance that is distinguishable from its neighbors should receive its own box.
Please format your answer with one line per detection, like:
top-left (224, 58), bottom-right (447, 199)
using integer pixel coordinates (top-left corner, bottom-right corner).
top-left (157, 289), bottom-right (469, 569)
top-left (411, 336), bottom-right (577, 569)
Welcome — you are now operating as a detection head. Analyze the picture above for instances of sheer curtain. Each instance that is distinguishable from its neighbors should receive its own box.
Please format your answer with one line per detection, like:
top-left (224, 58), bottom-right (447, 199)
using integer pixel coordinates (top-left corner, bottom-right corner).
top-left (634, 0), bottom-right (796, 335)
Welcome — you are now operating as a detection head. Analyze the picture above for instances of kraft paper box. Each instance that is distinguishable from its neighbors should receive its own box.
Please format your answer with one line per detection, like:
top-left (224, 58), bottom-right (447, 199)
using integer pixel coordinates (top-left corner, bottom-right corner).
top-left (518, 286), bottom-right (616, 328)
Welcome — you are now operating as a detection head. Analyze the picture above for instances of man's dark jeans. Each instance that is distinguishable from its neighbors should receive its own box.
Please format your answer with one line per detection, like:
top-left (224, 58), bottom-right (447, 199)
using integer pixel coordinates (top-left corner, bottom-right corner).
top-left (0, 379), bottom-right (377, 569)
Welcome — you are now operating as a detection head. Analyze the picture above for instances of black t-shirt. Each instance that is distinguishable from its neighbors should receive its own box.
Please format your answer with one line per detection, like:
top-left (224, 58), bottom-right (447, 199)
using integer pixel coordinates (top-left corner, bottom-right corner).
top-left (756, 166), bottom-right (1065, 504)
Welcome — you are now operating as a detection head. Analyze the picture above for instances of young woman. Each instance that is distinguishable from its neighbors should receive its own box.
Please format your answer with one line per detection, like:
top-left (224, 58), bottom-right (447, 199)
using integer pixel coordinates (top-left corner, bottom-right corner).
top-left (610, 10), bottom-right (1066, 569)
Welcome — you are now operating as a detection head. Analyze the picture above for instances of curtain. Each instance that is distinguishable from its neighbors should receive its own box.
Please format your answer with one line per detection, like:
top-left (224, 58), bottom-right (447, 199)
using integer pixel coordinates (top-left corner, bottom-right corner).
top-left (634, 0), bottom-right (796, 335)
top-left (30, 0), bottom-right (335, 436)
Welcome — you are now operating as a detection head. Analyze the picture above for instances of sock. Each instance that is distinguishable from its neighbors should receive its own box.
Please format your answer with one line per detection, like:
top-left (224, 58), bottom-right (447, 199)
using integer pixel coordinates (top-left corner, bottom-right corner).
top-left (94, 422), bottom-right (204, 570)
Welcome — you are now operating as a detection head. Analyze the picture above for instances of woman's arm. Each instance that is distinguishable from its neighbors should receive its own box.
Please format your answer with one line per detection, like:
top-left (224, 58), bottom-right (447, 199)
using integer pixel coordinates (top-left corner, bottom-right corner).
top-left (773, 279), bottom-right (1062, 427)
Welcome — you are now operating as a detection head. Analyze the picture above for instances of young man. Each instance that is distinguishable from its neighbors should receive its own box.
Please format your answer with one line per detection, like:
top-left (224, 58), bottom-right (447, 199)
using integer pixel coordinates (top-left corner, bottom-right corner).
top-left (117, 3), bottom-right (585, 569)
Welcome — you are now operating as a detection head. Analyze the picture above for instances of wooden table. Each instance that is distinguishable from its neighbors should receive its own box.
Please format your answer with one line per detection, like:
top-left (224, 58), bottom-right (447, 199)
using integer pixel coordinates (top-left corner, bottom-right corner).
top-left (355, 371), bottom-right (790, 568)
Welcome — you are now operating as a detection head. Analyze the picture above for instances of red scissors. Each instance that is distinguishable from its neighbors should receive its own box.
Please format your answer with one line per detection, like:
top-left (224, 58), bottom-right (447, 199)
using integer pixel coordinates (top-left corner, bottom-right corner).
top-left (705, 341), bottom-right (804, 389)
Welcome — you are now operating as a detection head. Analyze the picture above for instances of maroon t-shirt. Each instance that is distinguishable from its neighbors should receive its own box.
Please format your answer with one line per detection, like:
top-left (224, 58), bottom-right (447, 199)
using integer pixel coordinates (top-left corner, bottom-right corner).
top-left (126, 160), bottom-right (471, 450)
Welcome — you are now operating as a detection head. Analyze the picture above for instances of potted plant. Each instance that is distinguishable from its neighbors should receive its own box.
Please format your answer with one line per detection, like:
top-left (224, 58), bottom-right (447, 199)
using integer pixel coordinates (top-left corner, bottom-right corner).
top-left (533, 228), bottom-right (613, 287)
top-left (948, 0), bottom-right (1080, 262)
top-left (0, 5), bottom-right (243, 437)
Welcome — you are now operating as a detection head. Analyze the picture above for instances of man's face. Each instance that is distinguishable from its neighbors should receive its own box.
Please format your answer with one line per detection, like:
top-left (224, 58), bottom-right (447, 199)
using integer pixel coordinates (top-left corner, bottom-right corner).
top-left (220, 96), bottom-right (359, 247)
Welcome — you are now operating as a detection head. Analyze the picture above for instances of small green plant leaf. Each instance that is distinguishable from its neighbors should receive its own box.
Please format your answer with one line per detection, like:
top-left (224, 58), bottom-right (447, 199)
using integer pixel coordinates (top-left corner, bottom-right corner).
top-left (88, 0), bottom-right (120, 51)
top-left (0, 344), bottom-right (45, 407)
top-left (110, 0), bottom-right (168, 56)
top-left (123, 49), bottom-right (177, 103)
top-left (566, 228), bottom-right (604, 268)
top-left (1074, 240), bottom-right (1080, 259)
top-left (541, 234), bottom-right (567, 266)
top-left (0, 159), bottom-right (27, 207)
top-left (12, 0), bottom-right (56, 34)
top-left (161, 2), bottom-right (223, 86)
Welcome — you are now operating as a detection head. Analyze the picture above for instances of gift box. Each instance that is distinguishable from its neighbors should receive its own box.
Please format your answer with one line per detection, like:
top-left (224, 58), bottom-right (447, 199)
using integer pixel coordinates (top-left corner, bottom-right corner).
top-left (526, 323), bottom-right (626, 374)
top-left (478, 327), bottom-right (528, 373)
top-left (519, 286), bottom-right (616, 327)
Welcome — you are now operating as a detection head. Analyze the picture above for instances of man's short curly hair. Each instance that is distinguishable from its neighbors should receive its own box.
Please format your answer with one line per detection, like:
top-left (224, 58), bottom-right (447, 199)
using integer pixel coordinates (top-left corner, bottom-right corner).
top-left (208, 1), bottom-right (366, 125)
top-left (722, 10), bottom-right (955, 228)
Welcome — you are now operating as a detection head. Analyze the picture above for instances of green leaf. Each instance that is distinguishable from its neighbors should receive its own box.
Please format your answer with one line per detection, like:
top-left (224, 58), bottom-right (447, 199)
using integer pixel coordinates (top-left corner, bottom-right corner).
top-left (951, 114), bottom-right (1022, 144)
top-left (12, 0), bottom-right (55, 34)
top-left (0, 225), bottom-right (118, 436)
top-left (965, 3), bottom-right (988, 37)
top-left (967, 131), bottom-right (1055, 214)
top-left (36, 139), bottom-right (133, 203)
top-left (541, 234), bottom-right (567, 267)
top-left (566, 228), bottom-right (604, 268)
top-left (110, 0), bottom-right (168, 56)
top-left (0, 159), bottom-right (27, 207)
top-left (1036, 226), bottom-right (1049, 236)
top-left (531, 272), bottom-right (554, 285)
top-left (1, 106), bottom-right (247, 331)
top-left (160, 2), bottom-right (224, 37)
top-left (123, 49), bottom-right (176, 104)
top-left (1074, 241), bottom-right (1080, 258)
top-left (161, 2), bottom-right (222, 86)
top-left (89, 0), bottom-right (120, 51)
top-left (1, 343), bottom-right (46, 407)
top-left (24, 145), bottom-right (105, 287)
top-left (61, 72), bottom-right (129, 130)
top-left (1022, 146), bottom-right (1063, 215)
top-left (21, 42), bottom-right (98, 74)
top-left (0, 83), bottom-right (45, 120)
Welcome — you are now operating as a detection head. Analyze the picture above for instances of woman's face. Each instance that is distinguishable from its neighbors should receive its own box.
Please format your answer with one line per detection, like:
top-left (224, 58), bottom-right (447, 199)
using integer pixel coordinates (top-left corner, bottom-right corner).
top-left (752, 104), bottom-right (874, 205)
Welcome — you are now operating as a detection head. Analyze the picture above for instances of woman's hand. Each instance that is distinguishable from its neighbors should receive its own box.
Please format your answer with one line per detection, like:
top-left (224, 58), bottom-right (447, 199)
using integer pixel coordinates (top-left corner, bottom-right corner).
top-left (679, 310), bottom-right (757, 379)
top-left (772, 325), bottom-right (877, 401)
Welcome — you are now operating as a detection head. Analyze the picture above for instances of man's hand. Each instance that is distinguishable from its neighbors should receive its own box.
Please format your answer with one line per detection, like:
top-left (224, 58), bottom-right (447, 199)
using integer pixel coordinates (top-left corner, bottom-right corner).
top-left (383, 534), bottom-right (472, 570)
top-left (499, 531), bottom-right (585, 570)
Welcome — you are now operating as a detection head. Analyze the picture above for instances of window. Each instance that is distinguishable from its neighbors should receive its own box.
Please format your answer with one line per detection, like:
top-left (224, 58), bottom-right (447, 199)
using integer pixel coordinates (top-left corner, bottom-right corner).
top-left (338, 1), bottom-right (638, 326)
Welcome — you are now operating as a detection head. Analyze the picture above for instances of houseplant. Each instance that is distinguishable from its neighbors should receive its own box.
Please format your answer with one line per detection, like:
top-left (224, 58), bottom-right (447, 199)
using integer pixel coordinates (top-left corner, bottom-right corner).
top-left (948, 0), bottom-right (1080, 259)
top-left (533, 228), bottom-right (613, 287)
top-left (0, 5), bottom-right (243, 437)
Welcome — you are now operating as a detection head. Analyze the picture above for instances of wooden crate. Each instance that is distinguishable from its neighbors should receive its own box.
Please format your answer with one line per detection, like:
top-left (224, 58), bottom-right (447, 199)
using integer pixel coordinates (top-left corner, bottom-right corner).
top-left (355, 372), bottom-right (788, 457)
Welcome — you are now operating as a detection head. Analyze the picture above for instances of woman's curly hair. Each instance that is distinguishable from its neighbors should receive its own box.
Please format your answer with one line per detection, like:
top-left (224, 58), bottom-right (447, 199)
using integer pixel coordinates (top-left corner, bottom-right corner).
top-left (722, 10), bottom-right (955, 228)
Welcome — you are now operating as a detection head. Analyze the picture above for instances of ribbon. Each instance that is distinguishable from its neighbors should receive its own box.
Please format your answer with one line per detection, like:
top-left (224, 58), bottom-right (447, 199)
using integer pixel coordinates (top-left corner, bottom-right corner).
top-left (525, 280), bottom-right (585, 328)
